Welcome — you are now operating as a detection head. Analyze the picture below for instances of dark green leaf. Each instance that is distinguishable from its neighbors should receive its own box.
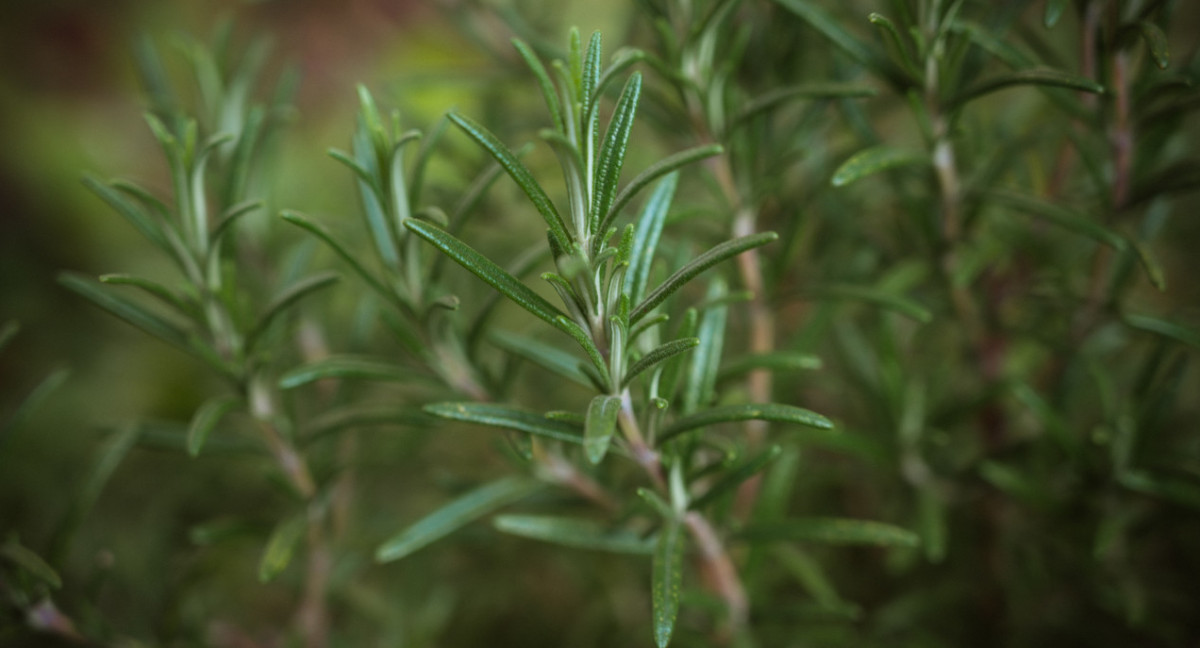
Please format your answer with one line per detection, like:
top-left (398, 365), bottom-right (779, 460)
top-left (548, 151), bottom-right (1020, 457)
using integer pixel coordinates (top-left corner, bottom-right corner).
top-left (775, 0), bottom-right (879, 67)
top-left (773, 545), bottom-right (858, 616)
top-left (989, 191), bottom-right (1127, 250)
top-left (448, 111), bottom-right (571, 249)
top-left (950, 68), bottom-right (1104, 109)
top-left (281, 211), bottom-right (397, 305)
top-left (258, 513), bottom-right (306, 582)
top-left (739, 517), bottom-right (919, 548)
top-left (245, 272), bottom-right (340, 353)
top-left (1119, 470), bottom-right (1200, 510)
top-left (82, 175), bottom-right (171, 255)
top-left (494, 515), bottom-right (655, 554)
top-left (99, 273), bottom-right (198, 319)
top-left (652, 517), bottom-right (685, 648)
top-left (513, 38), bottom-right (564, 132)
top-left (831, 146), bottom-right (928, 187)
top-left (585, 395), bottom-right (622, 464)
top-left (691, 445), bottom-right (782, 510)
top-left (406, 219), bottom-right (569, 330)
top-left (187, 395), bottom-right (240, 457)
top-left (1123, 313), bottom-right (1200, 349)
top-left (424, 402), bottom-right (585, 445)
top-left (307, 405), bottom-right (434, 440)
top-left (659, 403), bottom-right (834, 444)
top-left (0, 538), bottom-right (62, 589)
top-left (605, 145), bottom-right (722, 233)
top-left (555, 315), bottom-right (614, 389)
top-left (592, 73), bottom-right (642, 234)
top-left (376, 476), bottom-right (542, 562)
top-left (59, 273), bottom-right (191, 350)
top-left (280, 355), bottom-right (431, 390)
top-left (869, 13), bottom-right (921, 82)
top-left (625, 338), bottom-right (700, 387)
top-left (1, 367), bottom-right (69, 448)
top-left (0, 320), bottom-right (18, 353)
top-left (1138, 21), bottom-right (1169, 70)
top-left (632, 232), bottom-right (778, 323)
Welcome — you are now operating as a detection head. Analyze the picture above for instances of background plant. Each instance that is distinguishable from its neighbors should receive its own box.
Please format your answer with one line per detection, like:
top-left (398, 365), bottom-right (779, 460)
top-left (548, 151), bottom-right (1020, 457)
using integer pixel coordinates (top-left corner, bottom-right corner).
top-left (2, 1), bottom-right (1199, 647)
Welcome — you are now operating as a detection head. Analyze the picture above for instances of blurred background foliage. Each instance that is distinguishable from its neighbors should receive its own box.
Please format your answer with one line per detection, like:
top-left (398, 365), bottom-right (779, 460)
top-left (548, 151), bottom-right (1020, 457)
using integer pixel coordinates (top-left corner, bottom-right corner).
top-left (2, 0), bottom-right (1200, 646)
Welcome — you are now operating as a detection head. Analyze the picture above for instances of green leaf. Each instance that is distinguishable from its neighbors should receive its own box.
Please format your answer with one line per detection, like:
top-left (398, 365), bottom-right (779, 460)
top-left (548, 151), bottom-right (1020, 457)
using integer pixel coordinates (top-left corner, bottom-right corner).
top-left (424, 402), bottom-right (585, 445)
top-left (448, 111), bottom-right (572, 249)
top-left (592, 72), bottom-right (642, 235)
top-left (488, 330), bottom-right (592, 388)
top-left (52, 426), bottom-right (139, 563)
top-left (717, 352), bottom-right (822, 382)
top-left (632, 232), bottom-right (778, 323)
top-left (691, 445), bottom-right (782, 510)
top-left (281, 211), bottom-right (397, 305)
top-left (59, 272), bottom-right (191, 350)
top-left (258, 513), bottom-right (306, 582)
top-left (1119, 470), bottom-right (1200, 510)
top-left (625, 173), bottom-right (677, 306)
top-left (625, 338), bottom-right (700, 388)
top-left (804, 284), bottom-right (933, 323)
top-left (82, 175), bottom-right (170, 255)
top-left (652, 517), bottom-right (685, 648)
top-left (1044, 0), bottom-right (1067, 27)
top-left (279, 355), bottom-right (431, 390)
top-left (307, 404), bottom-right (434, 440)
top-left (513, 38), bottom-right (565, 132)
top-left (989, 191), bottom-right (1127, 250)
top-left (0, 538), bottom-right (62, 589)
top-left (584, 395), bottom-right (622, 464)
top-left (732, 83), bottom-right (878, 129)
top-left (659, 403), bottom-right (834, 444)
top-left (775, 0), bottom-right (879, 68)
top-left (773, 545), bottom-right (858, 616)
top-left (0, 320), bottom-right (18, 353)
top-left (1138, 21), bottom-right (1169, 70)
top-left (831, 146), bottom-right (928, 187)
top-left (493, 515), bottom-right (655, 554)
top-left (605, 145), bottom-right (722, 233)
top-left (682, 280), bottom-right (728, 415)
top-left (1123, 313), bottom-right (1200, 350)
top-left (1, 367), bottom-right (69, 448)
top-left (406, 219), bottom-right (569, 330)
top-left (186, 395), bottom-right (240, 457)
top-left (739, 517), bottom-right (920, 548)
top-left (211, 200), bottom-right (262, 248)
top-left (244, 272), bottom-right (340, 353)
top-left (99, 273), bottom-right (198, 320)
top-left (869, 13), bottom-right (921, 82)
top-left (376, 476), bottom-right (542, 562)
top-left (949, 68), bottom-right (1104, 109)
top-left (554, 315), bottom-right (614, 389)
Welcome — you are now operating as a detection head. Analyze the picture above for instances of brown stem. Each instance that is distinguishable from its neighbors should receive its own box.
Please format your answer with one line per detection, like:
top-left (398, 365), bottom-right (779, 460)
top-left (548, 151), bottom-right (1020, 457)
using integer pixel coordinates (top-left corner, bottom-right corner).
top-left (685, 512), bottom-right (748, 639)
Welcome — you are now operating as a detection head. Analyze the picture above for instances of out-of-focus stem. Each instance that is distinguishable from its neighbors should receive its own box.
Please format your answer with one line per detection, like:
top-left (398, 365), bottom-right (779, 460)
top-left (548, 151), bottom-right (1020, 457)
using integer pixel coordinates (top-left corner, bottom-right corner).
top-left (685, 511), bottom-right (748, 637)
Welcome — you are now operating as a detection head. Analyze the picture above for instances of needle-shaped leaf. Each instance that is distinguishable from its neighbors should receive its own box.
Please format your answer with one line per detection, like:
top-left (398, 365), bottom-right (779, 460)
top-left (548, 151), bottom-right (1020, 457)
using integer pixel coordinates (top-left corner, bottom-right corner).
top-left (831, 146), bottom-right (928, 187)
top-left (1138, 21), bottom-right (1169, 70)
top-left (513, 38), bottom-right (564, 132)
top-left (739, 517), bottom-right (920, 548)
top-left (683, 280), bottom-right (727, 415)
top-left (258, 513), bottom-right (306, 582)
top-left (186, 395), bottom-right (240, 457)
top-left (584, 395), bottom-right (622, 464)
top-left (59, 272), bottom-right (192, 350)
top-left (406, 219), bottom-right (570, 330)
top-left (988, 191), bottom-right (1127, 250)
top-left (376, 476), bottom-right (542, 562)
top-left (279, 355), bottom-right (431, 390)
top-left (555, 316), bottom-right (613, 389)
top-left (625, 338), bottom-right (700, 388)
top-left (99, 274), bottom-right (198, 320)
top-left (83, 175), bottom-right (171, 253)
top-left (625, 172), bottom-right (677, 306)
top-left (1044, 0), bottom-right (1067, 27)
top-left (691, 445), bottom-right (783, 510)
top-left (1, 538), bottom-right (62, 589)
top-left (488, 330), bottom-right (592, 387)
top-left (659, 403), bottom-right (834, 444)
top-left (1123, 313), bottom-right (1200, 350)
top-left (281, 211), bottom-right (397, 305)
top-left (775, 0), bottom-right (879, 68)
top-left (632, 232), bottom-right (778, 323)
top-left (652, 516), bottom-right (685, 648)
top-left (592, 72), bottom-right (642, 235)
top-left (604, 144), bottom-right (722, 233)
top-left (1, 367), bottom-right (70, 449)
top-left (773, 545), bottom-right (858, 615)
top-left (307, 405), bottom-right (435, 440)
top-left (0, 320), bottom-right (18, 353)
top-left (949, 68), bottom-right (1104, 109)
top-left (424, 402), bottom-right (585, 445)
top-left (869, 13), bottom-right (922, 82)
top-left (245, 272), bottom-right (340, 354)
top-left (494, 515), bottom-right (655, 554)
top-left (448, 111), bottom-right (571, 249)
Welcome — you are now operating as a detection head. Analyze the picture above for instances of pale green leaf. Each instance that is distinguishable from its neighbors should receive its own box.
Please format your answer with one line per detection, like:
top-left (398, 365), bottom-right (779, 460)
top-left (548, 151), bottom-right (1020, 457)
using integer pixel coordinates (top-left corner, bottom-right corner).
top-left (488, 330), bottom-right (592, 388)
top-left (652, 517), bottom-right (685, 648)
top-left (245, 272), bottom-right (340, 353)
top-left (186, 395), bottom-right (240, 457)
top-left (493, 515), bottom-right (655, 554)
top-left (625, 338), bottom-right (700, 388)
top-left (625, 173), bottom-right (677, 306)
top-left (258, 513), bottom-right (306, 582)
top-left (376, 476), bottom-right (542, 562)
top-left (717, 352), bottom-right (822, 382)
top-left (1138, 21), bottom-right (1169, 70)
top-left (740, 517), bottom-right (919, 547)
top-left (585, 394), bottom-right (622, 464)
top-left (279, 355), bottom-right (430, 390)
top-left (424, 402), bottom-right (585, 445)
top-left (604, 145), bottom-right (722, 233)
top-left (59, 273), bottom-right (192, 350)
top-left (0, 539), bottom-right (62, 589)
top-left (513, 38), bottom-right (564, 132)
top-left (691, 445), bottom-right (782, 510)
top-left (281, 211), bottom-right (397, 305)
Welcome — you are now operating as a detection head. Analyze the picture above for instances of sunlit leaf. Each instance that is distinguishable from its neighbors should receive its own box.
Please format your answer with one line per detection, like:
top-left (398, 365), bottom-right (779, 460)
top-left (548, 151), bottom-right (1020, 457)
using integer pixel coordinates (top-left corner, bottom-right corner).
top-left (376, 476), bottom-right (542, 562)
top-left (494, 515), bottom-right (655, 554)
